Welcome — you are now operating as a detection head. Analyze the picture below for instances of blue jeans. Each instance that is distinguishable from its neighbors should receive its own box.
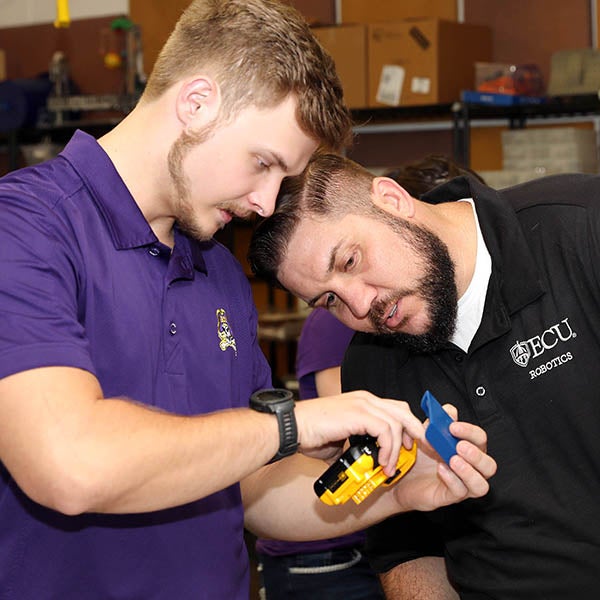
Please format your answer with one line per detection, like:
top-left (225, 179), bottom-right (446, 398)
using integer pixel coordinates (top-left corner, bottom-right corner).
top-left (257, 547), bottom-right (385, 600)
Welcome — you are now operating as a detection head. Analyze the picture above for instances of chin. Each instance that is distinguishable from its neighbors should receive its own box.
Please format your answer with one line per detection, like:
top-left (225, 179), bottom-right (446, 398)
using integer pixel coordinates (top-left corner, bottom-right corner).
top-left (390, 316), bottom-right (431, 337)
top-left (390, 332), bottom-right (447, 353)
top-left (176, 218), bottom-right (213, 242)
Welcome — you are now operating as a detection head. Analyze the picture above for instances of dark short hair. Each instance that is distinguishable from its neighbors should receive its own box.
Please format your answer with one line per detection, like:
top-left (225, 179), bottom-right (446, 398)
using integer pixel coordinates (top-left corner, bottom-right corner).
top-left (248, 153), bottom-right (374, 288)
top-left (248, 153), bottom-right (484, 288)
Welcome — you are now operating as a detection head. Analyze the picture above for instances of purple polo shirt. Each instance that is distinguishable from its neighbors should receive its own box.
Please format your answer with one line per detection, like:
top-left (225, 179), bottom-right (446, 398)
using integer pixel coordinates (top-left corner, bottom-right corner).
top-left (256, 308), bottom-right (365, 556)
top-left (0, 130), bottom-right (271, 599)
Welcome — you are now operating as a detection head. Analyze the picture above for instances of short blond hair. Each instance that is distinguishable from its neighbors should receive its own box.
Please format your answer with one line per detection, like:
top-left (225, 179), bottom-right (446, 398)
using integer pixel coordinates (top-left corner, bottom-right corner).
top-left (143, 0), bottom-right (353, 151)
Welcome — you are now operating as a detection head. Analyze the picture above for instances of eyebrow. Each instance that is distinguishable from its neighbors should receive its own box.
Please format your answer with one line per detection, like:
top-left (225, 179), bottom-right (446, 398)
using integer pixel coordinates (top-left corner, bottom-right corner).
top-left (271, 151), bottom-right (289, 172)
top-left (306, 240), bottom-right (342, 307)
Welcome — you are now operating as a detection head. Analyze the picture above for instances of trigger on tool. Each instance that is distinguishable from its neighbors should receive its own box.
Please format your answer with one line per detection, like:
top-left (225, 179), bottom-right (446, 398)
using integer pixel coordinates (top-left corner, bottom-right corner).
top-left (383, 442), bottom-right (418, 485)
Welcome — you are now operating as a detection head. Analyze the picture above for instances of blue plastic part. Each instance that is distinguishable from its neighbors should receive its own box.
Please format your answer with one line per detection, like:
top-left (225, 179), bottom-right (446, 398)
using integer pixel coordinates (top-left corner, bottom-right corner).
top-left (420, 391), bottom-right (459, 464)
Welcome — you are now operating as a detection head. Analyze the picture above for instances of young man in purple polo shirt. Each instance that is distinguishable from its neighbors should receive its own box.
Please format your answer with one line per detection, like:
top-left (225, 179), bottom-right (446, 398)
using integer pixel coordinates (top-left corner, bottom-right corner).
top-left (0, 2), bottom-right (496, 598)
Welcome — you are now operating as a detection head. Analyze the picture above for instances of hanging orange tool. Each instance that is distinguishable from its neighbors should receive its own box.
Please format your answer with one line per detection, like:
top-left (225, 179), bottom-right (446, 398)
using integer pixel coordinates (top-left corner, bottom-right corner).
top-left (54, 0), bottom-right (70, 28)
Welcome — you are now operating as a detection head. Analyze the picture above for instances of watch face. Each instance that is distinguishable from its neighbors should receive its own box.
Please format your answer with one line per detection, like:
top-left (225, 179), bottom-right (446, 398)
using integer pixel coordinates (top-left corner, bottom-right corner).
top-left (251, 388), bottom-right (293, 405)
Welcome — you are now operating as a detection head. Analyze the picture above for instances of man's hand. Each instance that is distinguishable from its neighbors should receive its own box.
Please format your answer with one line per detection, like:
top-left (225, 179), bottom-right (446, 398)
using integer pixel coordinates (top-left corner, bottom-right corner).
top-left (393, 405), bottom-right (496, 511)
top-left (294, 391), bottom-right (426, 475)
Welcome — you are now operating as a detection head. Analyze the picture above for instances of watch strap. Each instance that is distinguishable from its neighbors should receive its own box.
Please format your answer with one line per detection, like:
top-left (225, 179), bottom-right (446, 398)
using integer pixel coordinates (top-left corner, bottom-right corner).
top-left (269, 403), bottom-right (298, 463)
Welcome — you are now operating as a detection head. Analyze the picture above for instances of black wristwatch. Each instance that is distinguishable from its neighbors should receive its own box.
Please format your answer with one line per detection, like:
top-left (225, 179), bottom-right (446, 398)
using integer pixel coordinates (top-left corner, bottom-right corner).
top-left (250, 388), bottom-right (298, 463)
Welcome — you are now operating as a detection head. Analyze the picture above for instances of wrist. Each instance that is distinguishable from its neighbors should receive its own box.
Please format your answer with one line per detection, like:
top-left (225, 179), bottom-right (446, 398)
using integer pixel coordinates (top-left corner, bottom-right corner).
top-left (250, 388), bottom-right (298, 463)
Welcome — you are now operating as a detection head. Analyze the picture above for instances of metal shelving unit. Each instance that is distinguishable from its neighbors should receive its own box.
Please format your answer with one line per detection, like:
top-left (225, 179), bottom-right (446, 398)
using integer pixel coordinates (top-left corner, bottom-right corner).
top-left (350, 94), bottom-right (600, 168)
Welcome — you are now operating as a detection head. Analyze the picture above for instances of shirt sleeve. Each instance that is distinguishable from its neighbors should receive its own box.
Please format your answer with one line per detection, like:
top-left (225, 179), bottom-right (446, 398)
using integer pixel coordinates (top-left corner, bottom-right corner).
top-left (0, 186), bottom-right (94, 380)
top-left (295, 308), bottom-right (355, 381)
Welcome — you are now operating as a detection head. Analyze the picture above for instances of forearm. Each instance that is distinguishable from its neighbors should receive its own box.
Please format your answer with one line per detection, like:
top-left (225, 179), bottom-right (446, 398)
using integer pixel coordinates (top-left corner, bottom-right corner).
top-left (68, 399), bottom-right (279, 514)
top-left (242, 452), bottom-right (400, 541)
top-left (0, 367), bottom-right (279, 515)
top-left (379, 557), bottom-right (459, 600)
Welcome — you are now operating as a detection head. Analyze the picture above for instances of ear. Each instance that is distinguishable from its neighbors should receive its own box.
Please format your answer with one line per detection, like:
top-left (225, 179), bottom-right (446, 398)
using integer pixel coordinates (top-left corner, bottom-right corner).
top-left (175, 76), bottom-right (221, 127)
top-left (371, 177), bottom-right (416, 218)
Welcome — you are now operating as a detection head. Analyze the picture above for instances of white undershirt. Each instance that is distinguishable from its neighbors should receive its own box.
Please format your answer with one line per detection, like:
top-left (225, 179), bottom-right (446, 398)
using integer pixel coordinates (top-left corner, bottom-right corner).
top-left (450, 198), bottom-right (492, 353)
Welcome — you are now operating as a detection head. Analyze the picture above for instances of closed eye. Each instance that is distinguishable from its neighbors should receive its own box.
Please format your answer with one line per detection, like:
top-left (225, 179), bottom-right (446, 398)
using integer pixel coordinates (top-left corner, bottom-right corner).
top-left (257, 157), bottom-right (271, 170)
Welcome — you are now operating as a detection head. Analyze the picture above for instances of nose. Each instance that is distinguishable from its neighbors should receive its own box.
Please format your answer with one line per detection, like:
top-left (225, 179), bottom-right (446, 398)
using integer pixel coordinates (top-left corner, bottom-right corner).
top-left (343, 280), bottom-right (378, 320)
top-left (247, 177), bottom-right (283, 218)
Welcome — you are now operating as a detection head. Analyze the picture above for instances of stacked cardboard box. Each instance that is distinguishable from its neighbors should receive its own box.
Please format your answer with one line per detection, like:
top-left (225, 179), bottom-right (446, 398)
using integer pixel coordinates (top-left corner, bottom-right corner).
top-left (312, 25), bottom-right (367, 109)
top-left (312, 13), bottom-right (491, 109)
top-left (367, 19), bottom-right (491, 107)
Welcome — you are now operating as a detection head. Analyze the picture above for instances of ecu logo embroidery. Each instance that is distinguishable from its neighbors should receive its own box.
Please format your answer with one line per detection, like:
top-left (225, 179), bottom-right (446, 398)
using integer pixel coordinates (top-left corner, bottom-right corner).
top-left (510, 340), bottom-right (531, 367)
top-left (510, 317), bottom-right (575, 368)
top-left (216, 308), bottom-right (237, 355)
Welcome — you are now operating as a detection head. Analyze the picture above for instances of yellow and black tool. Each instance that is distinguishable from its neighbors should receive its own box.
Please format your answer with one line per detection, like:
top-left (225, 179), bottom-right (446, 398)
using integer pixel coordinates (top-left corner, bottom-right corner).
top-left (314, 436), bottom-right (417, 506)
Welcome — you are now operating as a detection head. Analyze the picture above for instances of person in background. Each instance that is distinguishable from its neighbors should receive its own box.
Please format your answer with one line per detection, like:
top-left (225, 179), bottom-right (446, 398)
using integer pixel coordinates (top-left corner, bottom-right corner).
top-left (382, 153), bottom-right (485, 197)
top-left (255, 155), bottom-right (485, 600)
top-left (0, 1), bottom-right (496, 598)
top-left (248, 150), bottom-right (600, 599)
top-left (255, 307), bottom-right (382, 600)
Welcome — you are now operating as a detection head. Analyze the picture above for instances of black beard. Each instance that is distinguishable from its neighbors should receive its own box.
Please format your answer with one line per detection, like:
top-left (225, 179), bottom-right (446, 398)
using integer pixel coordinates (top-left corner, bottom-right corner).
top-left (370, 218), bottom-right (458, 353)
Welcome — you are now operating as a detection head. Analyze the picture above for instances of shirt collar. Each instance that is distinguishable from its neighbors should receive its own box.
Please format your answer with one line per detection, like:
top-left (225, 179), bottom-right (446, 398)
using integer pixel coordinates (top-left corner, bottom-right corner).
top-left (422, 176), bottom-right (545, 315)
top-left (61, 130), bottom-right (207, 274)
top-left (175, 228), bottom-right (208, 275)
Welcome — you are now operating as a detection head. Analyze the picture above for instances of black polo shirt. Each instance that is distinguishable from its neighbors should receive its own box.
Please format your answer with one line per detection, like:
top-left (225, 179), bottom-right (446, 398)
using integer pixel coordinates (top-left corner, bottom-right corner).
top-left (343, 174), bottom-right (600, 599)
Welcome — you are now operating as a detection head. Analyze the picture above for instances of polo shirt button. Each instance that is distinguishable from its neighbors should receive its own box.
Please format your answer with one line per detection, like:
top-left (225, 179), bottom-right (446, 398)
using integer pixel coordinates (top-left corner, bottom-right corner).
top-left (149, 247), bottom-right (160, 256)
top-left (475, 386), bottom-right (486, 396)
top-left (454, 354), bottom-right (464, 362)
top-left (169, 322), bottom-right (177, 335)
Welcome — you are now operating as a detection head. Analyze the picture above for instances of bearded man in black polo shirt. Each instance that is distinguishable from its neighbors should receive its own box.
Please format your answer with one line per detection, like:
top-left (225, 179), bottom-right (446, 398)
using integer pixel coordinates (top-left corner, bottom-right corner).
top-left (249, 152), bottom-right (600, 600)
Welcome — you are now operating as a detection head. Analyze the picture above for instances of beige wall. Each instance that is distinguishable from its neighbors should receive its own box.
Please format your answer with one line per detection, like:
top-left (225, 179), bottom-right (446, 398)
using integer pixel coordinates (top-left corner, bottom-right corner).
top-left (0, 0), bottom-right (128, 28)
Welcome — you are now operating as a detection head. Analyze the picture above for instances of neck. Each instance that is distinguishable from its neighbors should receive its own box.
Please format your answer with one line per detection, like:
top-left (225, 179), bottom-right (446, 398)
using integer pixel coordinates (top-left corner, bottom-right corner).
top-left (98, 98), bottom-right (179, 247)
top-left (428, 200), bottom-right (478, 298)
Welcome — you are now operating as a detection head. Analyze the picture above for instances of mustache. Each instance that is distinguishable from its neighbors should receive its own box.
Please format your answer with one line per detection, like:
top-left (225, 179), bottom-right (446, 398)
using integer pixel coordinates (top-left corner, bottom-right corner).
top-left (218, 204), bottom-right (256, 221)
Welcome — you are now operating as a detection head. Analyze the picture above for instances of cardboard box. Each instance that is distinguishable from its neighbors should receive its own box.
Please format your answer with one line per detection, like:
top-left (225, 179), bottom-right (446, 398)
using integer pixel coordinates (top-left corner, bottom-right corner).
top-left (368, 19), bottom-right (492, 107)
top-left (312, 25), bottom-right (367, 109)
top-left (547, 49), bottom-right (600, 96)
top-left (340, 0), bottom-right (457, 24)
